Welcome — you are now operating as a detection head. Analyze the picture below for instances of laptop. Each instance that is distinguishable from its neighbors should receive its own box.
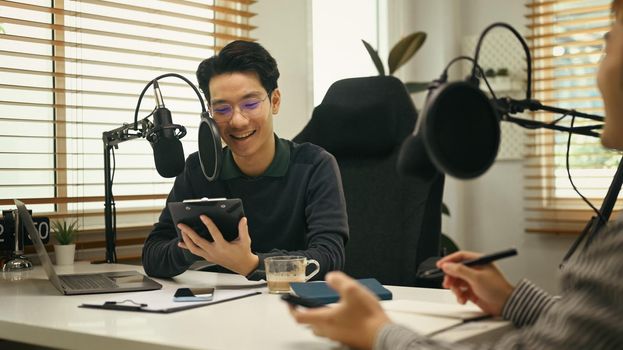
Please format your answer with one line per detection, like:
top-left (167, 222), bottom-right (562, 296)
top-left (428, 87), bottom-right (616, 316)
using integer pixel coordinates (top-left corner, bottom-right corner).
top-left (14, 199), bottom-right (162, 295)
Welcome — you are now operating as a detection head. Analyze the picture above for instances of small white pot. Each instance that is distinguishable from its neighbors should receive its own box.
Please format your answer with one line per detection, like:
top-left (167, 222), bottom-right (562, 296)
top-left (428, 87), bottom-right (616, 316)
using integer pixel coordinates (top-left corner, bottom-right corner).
top-left (54, 244), bottom-right (76, 265)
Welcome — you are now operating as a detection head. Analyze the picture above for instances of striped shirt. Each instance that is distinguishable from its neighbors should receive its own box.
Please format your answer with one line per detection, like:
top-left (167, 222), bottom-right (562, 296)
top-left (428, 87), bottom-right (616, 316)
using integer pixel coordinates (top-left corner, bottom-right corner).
top-left (374, 220), bottom-right (623, 349)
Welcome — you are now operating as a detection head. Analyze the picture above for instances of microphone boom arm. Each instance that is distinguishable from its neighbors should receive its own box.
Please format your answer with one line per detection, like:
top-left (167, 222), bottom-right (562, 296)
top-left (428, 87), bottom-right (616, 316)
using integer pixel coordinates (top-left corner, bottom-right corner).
top-left (102, 73), bottom-right (207, 263)
top-left (494, 97), bottom-right (604, 138)
top-left (493, 95), bottom-right (616, 268)
top-left (102, 117), bottom-right (152, 263)
top-left (103, 118), bottom-right (153, 148)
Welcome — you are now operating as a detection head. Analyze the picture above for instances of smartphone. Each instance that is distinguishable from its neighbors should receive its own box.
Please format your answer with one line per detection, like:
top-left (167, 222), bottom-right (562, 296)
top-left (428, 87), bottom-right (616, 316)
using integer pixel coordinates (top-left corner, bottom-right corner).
top-left (280, 294), bottom-right (326, 308)
top-left (173, 287), bottom-right (215, 302)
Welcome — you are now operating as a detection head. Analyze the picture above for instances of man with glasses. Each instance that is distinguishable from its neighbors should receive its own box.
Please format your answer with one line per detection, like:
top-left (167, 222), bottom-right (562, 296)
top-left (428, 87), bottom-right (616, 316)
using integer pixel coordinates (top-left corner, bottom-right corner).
top-left (142, 41), bottom-right (349, 281)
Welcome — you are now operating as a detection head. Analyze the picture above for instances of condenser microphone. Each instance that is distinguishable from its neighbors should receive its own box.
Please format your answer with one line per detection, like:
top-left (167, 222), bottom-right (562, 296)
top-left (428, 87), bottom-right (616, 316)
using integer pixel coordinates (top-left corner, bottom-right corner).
top-left (396, 132), bottom-right (439, 181)
top-left (397, 79), bottom-right (444, 181)
top-left (148, 80), bottom-right (187, 178)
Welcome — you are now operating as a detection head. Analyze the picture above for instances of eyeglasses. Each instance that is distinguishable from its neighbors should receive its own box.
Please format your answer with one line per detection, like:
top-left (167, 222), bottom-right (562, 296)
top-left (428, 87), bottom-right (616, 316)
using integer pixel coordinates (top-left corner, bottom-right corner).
top-left (210, 94), bottom-right (270, 123)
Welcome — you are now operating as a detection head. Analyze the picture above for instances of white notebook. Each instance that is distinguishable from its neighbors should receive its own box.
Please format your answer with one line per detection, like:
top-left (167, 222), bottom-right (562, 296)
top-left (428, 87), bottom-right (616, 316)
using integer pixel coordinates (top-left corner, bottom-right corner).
top-left (380, 300), bottom-right (488, 335)
top-left (382, 300), bottom-right (487, 320)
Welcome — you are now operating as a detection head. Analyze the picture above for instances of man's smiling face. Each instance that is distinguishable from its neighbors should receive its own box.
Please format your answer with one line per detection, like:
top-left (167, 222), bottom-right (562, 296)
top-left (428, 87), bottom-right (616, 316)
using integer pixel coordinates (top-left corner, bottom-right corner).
top-left (209, 71), bottom-right (280, 164)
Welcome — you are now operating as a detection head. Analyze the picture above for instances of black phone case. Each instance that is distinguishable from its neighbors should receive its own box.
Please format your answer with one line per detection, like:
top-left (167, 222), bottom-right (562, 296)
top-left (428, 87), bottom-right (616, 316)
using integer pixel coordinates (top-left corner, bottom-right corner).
top-left (281, 294), bottom-right (325, 308)
top-left (174, 288), bottom-right (194, 297)
top-left (168, 198), bottom-right (245, 242)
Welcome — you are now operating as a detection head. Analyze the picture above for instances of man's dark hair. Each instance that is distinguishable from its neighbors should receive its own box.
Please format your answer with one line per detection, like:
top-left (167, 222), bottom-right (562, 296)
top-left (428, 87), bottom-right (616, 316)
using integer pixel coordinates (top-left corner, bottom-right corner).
top-left (196, 40), bottom-right (280, 104)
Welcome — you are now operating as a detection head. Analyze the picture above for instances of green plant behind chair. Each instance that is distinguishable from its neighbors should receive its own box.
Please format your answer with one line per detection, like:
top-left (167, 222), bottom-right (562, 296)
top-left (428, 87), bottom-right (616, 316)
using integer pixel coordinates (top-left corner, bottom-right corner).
top-left (361, 32), bottom-right (429, 94)
top-left (440, 204), bottom-right (459, 256)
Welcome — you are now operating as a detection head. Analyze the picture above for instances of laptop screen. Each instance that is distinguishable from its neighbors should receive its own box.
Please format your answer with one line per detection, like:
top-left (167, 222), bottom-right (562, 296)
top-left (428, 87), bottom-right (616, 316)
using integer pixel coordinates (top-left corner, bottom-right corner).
top-left (14, 199), bottom-right (64, 291)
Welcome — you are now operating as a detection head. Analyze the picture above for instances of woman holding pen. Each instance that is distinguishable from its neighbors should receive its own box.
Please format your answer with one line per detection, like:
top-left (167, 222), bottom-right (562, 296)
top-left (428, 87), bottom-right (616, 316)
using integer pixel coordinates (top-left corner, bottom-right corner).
top-left (288, 1), bottom-right (623, 348)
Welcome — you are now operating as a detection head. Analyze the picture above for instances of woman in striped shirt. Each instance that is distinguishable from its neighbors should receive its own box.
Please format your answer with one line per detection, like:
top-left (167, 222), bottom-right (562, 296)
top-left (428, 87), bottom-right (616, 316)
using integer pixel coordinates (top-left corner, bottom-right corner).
top-left (288, 1), bottom-right (623, 349)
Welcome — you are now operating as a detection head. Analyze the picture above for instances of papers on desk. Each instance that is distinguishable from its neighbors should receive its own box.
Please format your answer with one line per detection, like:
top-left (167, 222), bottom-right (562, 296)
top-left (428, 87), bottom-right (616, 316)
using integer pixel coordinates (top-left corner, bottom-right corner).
top-left (81, 289), bottom-right (260, 314)
top-left (380, 300), bottom-right (488, 336)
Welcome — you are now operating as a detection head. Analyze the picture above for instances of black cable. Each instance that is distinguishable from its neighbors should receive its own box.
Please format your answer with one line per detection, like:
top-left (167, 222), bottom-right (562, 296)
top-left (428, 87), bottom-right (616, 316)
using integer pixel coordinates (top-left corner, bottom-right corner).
top-left (550, 114), bottom-right (568, 126)
top-left (565, 115), bottom-right (606, 223)
top-left (144, 107), bottom-right (156, 121)
top-left (133, 73), bottom-right (207, 131)
top-left (441, 55), bottom-right (476, 74)
top-left (440, 55), bottom-right (499, 100)
top-left (479, 70), bottom-right (499, 101)
top-left (513, 113), bottom-right (568, 129)
top-left (472, 22), bottom-right (532, 100)
top-left (110, 146), bottom-right (117, 262)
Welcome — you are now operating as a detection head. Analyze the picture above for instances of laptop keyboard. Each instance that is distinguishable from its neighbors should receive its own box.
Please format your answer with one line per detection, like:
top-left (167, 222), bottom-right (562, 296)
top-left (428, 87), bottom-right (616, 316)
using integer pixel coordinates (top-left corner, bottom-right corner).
top-left (60, 274), bottom-right (118, 290)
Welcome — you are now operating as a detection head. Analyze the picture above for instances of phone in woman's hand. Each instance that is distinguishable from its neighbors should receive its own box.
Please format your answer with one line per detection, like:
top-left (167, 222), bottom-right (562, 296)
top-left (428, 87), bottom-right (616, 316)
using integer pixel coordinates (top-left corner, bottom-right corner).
top-left (281, 293), bottom-right (325, 308)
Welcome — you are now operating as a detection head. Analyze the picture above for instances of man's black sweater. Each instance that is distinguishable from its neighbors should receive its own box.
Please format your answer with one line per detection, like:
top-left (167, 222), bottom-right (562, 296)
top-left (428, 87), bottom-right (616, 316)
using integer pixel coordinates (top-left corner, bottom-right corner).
top-left (142, 136), bottom-right (349, 280)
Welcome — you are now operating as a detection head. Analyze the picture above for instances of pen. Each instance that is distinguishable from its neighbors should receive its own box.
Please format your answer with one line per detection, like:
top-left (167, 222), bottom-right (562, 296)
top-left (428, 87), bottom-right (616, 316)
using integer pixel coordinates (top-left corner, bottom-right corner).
top-left (101, 304), bottom-right (144, 311)
top-left (418, 248), bottom-right (518, 279)
top-left (99, 300), bottom-right (147, 311)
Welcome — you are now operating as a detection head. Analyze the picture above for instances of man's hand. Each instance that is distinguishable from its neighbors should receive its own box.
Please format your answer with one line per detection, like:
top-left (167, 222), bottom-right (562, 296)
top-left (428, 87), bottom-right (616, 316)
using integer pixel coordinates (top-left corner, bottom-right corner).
top-left (437, 251), bottom-right (514, 316)
top-left (177, 216), bottom-right (259, 276)
top-left (289, 271), bottom-right (391, 350)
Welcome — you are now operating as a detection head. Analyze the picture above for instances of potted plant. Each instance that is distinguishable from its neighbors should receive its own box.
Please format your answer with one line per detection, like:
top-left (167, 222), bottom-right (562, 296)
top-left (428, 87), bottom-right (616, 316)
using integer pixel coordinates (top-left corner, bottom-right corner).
top-left (362, 31), bottom-right (430, 94)
top-left (440, 203), bottom-right (459, 256)
top-left (51, 219), bottom-right (79, 265)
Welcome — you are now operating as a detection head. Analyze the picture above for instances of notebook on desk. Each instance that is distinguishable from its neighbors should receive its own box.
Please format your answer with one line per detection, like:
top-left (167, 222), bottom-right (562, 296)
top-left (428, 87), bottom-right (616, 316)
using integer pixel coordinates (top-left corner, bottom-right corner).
top-left (380, 300), bottom-right (490, 336)
top-left (14, 199), bottom-right (162, 295)
top-left (381, 299), bottom-right (488, 321)
top-left (289, 278), bottom-right (392, 305)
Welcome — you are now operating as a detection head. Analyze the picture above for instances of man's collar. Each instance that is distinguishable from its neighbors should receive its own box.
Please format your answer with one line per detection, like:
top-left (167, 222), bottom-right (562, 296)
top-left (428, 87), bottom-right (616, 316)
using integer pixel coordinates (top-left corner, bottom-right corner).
top-left (219, 134), bottom-right (290, 180)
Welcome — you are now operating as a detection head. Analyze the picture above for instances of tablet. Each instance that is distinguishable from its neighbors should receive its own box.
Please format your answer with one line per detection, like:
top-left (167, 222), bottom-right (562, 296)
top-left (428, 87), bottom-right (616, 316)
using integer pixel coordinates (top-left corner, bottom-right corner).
top-left (168, 198), bottom-right (245, 242)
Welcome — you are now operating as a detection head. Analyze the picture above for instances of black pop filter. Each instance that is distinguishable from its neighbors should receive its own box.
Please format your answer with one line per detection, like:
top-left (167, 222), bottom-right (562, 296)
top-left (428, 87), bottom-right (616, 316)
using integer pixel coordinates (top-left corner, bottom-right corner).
top-left (198, 112), bottom-right (222, 181)
top-left (422, 81), bottom-right (500, 179)
top-left (398, 80), bottom-right (500, 179)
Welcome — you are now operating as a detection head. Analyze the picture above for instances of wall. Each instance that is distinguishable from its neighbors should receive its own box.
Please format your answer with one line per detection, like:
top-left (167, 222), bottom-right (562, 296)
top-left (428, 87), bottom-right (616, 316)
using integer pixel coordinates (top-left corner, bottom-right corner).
top-left (253, 0), bottom-right (314, 139)
top-left (253, 0), bottom-right (576, 293)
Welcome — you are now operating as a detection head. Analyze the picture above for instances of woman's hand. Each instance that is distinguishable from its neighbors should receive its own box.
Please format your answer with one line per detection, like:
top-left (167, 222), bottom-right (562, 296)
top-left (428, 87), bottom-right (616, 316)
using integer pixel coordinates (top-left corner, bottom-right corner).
top-left (289, 271), bottom-right (391, 350)
top-left (437, 251), bottom-right (514, 316)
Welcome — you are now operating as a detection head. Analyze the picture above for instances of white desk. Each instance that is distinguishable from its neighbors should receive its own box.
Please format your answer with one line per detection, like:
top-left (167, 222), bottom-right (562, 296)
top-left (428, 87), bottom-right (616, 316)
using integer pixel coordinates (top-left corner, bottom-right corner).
top-left (0, 263), bottom-right (511, 350)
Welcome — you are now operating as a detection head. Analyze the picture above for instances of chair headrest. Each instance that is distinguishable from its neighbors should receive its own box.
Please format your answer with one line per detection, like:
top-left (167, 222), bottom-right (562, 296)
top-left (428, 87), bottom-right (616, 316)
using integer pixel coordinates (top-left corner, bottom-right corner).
top-left (294, 76), bottom-right (417, 157)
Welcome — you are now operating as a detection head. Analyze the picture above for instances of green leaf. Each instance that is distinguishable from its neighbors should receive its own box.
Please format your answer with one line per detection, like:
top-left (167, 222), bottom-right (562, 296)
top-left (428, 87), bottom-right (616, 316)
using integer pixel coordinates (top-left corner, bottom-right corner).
top-left (404, 81), bottom-right (430, 93)
top-left (440, 233), bottom-right (459, 255)
top-left (388, 32), bottom-right (426, 75)
top-left (361, 39), bottom-right (385, 76)
top-left (442, 202), bottom-right (450, 216)
top-left (0, 25), bottom-right (5, 34)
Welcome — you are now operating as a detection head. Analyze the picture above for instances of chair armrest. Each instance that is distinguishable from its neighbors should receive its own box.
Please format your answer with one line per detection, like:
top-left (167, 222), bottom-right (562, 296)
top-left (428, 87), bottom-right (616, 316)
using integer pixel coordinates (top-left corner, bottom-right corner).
top-left (415, 256), bottom-right (443, 288)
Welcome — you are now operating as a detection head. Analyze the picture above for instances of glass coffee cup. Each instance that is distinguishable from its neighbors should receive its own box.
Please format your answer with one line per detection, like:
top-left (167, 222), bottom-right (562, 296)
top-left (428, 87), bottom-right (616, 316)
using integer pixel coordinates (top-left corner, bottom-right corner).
top-left (264, 256), bottom-right (320, 294)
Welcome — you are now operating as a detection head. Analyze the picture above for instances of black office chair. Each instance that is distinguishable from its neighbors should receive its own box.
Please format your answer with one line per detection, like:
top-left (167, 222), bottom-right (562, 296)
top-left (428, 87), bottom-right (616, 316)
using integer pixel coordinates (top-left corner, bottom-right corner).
top-left (293, 76), bottom-right (444, 287)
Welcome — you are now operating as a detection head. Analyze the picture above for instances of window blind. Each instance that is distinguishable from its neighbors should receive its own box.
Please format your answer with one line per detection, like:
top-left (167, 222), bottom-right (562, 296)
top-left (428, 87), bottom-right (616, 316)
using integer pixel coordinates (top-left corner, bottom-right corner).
top-left (525, 0), bottom-right (622, 235)
top-left (0, 0), bottom-right (256, 260)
